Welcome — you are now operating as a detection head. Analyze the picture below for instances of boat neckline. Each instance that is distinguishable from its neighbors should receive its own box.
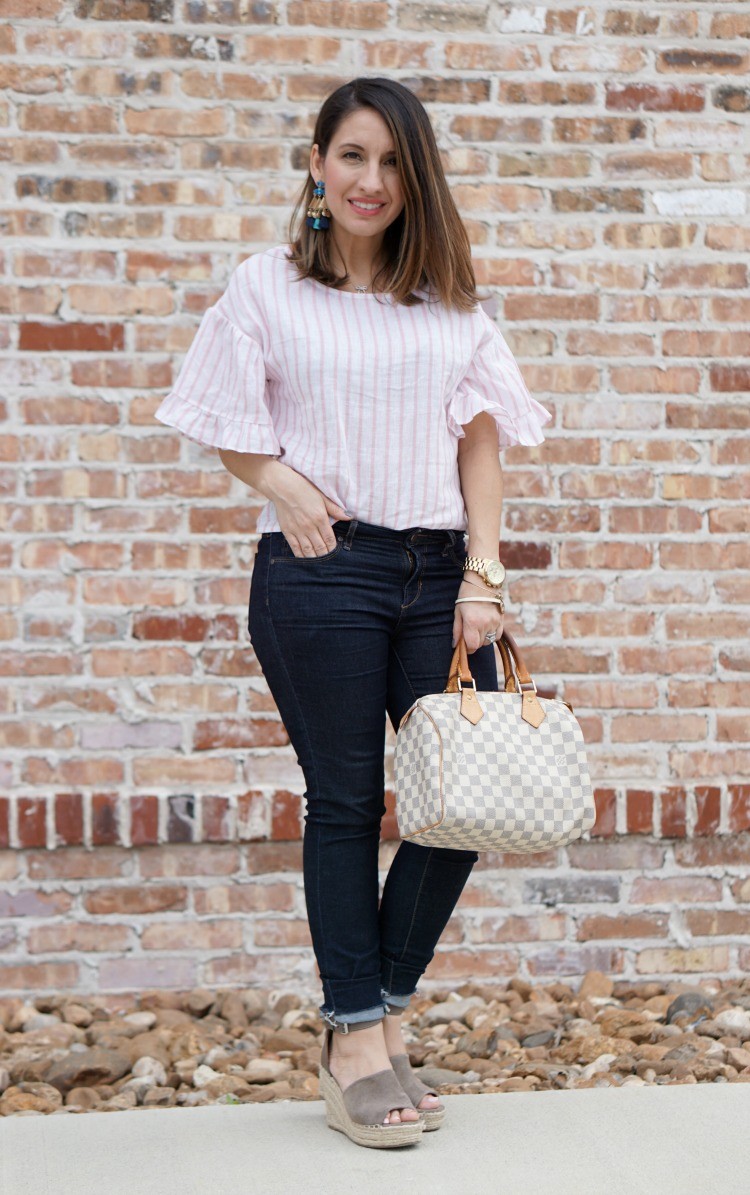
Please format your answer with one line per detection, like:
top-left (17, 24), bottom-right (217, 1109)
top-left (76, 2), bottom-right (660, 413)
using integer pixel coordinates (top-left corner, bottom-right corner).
top-left (308, 277), bottom-right (395, 300)
top-left (277, 245), bottom-right (396, 300)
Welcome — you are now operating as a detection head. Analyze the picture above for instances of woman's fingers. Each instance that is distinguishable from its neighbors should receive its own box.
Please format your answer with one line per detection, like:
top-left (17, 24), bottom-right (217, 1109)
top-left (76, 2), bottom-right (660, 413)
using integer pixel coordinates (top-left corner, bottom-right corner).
top-left (279, 521), bottom-right (339, 557)
top-left (453, 604), bottom-right (503, 653)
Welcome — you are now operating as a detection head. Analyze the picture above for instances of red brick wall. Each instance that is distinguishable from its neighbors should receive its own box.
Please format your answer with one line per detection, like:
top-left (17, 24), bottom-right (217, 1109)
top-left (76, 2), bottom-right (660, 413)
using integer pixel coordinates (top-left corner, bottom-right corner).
top-left (2, 2), bottom-right (749, 997)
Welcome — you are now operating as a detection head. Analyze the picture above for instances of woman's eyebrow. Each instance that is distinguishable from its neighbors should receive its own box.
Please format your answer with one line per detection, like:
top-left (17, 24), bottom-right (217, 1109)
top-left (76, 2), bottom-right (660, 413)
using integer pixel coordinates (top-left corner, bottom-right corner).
top-left (338, 142), bottom-right (397, 154)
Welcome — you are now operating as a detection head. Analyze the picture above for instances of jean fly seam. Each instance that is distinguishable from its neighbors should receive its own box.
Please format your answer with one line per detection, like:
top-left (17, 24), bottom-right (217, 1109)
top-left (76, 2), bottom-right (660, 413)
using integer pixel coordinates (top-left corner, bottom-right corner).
top-left (262, 550), bottom-right (329, 984)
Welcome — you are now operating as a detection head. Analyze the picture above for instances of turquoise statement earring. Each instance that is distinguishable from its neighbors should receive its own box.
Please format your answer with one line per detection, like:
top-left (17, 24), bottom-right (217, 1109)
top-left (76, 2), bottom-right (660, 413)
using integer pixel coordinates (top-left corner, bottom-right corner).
top-left (306, 179), bottom-right (331, 230)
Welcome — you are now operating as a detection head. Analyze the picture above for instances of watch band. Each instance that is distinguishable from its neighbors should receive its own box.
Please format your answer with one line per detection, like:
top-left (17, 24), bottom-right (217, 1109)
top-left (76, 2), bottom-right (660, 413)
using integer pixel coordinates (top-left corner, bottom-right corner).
top-left (464, 555), bottom-right (505, 588)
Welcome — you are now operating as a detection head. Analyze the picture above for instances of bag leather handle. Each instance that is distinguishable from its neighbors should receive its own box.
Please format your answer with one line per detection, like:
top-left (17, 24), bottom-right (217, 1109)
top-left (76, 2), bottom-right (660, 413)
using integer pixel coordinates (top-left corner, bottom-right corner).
top-left (398, 629), bottom-right (554, 731)
top-left (444, 631), bottom-right (575, 722)
top-left (445, 629), bottom-right (534, 693)
top-left (444, 630), bottom-right (548, 728)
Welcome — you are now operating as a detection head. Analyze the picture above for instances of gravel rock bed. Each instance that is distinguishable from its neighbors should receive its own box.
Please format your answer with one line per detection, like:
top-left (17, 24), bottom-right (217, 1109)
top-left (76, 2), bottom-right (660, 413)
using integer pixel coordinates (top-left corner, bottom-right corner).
top-left (3, 972), bottom-right (750, 1116)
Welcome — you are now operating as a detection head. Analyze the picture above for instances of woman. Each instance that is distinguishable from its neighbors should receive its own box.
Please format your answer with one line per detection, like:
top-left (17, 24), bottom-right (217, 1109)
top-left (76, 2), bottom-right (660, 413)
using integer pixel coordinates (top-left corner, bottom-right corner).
top-left (155, 76), bottom-right (551, 1149)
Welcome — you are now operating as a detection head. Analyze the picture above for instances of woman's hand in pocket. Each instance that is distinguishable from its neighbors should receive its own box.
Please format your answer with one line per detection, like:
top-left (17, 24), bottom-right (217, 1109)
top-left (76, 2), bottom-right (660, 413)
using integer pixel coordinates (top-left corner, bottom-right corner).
top-left (270, 468), bottom-right (351, 557)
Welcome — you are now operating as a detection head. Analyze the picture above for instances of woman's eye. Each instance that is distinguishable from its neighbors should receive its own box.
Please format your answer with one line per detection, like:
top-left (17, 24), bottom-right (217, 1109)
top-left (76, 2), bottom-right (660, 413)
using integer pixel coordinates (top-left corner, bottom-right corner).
top-left (343, 152), bottom-right (397, 166)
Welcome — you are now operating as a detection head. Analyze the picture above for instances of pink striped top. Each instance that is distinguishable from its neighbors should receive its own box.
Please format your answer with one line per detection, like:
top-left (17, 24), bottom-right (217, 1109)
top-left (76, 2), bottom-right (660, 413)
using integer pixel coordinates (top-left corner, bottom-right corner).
top-left (154, 243), bottom-right (552, 534)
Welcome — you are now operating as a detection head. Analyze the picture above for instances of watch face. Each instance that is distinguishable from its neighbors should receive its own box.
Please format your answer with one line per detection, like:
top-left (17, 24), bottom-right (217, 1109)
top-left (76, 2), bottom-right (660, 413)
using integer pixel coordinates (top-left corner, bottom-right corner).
top-left (485, 560), bottom-right (505, 585)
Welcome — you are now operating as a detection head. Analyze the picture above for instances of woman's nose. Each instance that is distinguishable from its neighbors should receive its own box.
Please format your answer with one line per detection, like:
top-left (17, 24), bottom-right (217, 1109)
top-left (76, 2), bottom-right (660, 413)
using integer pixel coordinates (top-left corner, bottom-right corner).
top-left (362, 168), bottom-right (385, 189)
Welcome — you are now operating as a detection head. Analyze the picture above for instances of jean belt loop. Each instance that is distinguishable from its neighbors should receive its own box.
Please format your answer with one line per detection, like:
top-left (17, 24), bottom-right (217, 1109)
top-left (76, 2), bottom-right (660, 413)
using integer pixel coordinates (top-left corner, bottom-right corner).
top-left (343, 519), bottom-right (358, 550)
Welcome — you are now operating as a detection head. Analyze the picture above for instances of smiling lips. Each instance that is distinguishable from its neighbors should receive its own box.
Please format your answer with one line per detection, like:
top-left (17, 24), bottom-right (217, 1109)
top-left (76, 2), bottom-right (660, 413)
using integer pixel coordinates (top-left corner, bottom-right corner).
top-left (348, 199), bottom-right (386, 214)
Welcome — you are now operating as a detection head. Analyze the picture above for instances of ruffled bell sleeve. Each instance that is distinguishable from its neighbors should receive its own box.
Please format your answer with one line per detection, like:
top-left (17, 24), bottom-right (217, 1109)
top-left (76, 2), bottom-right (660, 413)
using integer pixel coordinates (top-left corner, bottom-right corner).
top-left (447, 307), bottom-right (552, 448)
top-left (154, 262), bottom-right (281, 456)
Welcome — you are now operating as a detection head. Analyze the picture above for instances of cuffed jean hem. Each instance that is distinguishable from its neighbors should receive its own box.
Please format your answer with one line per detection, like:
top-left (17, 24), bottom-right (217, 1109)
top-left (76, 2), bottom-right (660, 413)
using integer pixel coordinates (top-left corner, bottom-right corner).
top-left (319, 1003), bottom-right (386, 1032)
top-left (318, 987), bottom-right (419, 1030)
top-left (380, 986), bottom-right (416, 1011)
top-left (380, 954), bottom-right (424, 1005)
top-left (319, 971), bottom-right (389, 1020)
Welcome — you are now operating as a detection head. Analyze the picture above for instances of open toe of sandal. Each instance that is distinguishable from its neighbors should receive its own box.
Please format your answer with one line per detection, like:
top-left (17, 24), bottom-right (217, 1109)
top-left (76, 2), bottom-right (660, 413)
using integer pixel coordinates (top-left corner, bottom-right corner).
top-left (319, 1027), bottom-right (423, 1149)
top-left (388, 1052), bottom-right (446, 1131)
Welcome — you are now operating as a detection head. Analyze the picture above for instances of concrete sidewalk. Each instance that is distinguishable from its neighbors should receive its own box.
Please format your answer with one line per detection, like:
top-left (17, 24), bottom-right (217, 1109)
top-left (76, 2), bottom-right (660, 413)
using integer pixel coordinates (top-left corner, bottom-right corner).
top-left (2, 1084), bottom-right (748, 1195)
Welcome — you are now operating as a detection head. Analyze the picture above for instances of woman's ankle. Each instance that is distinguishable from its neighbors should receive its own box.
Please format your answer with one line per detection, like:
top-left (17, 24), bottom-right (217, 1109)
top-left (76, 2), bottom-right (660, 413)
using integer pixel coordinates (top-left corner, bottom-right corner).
top-left (382, 1011), bottom-right (407, 1051)
top-left (331, 1020), bottom-right (386, 1052)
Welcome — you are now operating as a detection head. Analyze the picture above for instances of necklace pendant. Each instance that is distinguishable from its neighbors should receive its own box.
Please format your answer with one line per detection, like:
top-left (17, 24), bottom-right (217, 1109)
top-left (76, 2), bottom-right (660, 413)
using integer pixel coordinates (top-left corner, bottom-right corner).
top-left (354, 284), bottom-right (369, 293)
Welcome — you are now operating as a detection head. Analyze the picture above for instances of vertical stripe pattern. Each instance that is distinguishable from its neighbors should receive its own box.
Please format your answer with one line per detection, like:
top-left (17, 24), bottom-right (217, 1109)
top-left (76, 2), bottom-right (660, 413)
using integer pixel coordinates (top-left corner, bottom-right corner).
top-left (154, 244), bottom-right (553, 533)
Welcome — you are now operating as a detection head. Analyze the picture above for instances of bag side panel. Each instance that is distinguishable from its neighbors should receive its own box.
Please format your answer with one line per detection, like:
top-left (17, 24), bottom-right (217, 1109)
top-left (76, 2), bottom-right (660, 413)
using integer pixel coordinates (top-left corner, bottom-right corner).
top-left (394, 705), bottom-right (444, 838)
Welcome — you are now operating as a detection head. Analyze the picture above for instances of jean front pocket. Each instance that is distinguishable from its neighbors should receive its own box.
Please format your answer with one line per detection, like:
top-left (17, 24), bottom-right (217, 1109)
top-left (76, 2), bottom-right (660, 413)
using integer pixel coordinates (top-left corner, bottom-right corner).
top-left (269, 532), bottom-right (344, 564)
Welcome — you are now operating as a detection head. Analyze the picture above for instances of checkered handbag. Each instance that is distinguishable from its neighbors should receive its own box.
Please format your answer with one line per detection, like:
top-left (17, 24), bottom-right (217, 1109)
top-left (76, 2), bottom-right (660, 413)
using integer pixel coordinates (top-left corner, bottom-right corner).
top-left (393, 629), bottom-right (595, 853)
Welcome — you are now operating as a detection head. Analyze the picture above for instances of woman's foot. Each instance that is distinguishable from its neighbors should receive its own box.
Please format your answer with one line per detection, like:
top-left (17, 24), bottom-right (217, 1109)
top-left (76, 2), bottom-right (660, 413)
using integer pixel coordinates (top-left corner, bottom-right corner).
top-left (383, 1010), bottom-right (442, 1114)
top-left (327, 1021), bottom-right (420, 1126)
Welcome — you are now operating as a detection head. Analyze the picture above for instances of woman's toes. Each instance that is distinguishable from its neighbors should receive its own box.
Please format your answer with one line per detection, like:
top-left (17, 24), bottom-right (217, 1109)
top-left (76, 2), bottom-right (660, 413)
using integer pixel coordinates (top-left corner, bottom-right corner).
top-left (385, 1107), bottom-right (418, 1123)
top-left (419, 1094), bottom-right (440, 1109)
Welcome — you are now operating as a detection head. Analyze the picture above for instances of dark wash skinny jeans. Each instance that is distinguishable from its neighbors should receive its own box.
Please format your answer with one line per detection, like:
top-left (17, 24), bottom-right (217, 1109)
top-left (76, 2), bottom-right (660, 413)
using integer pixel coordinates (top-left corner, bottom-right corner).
top-left (248, 517), bottom-right (499, 1030)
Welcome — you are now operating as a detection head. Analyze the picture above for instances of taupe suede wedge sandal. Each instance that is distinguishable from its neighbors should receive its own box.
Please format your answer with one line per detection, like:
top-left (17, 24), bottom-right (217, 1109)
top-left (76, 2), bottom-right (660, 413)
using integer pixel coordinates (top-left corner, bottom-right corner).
top-left (319, 1023), bottom-right (424, 1149)
top-left (387, 1053), bottom-right (446, 1131)
top-left (384, 1006), bottom-right (446, 1130)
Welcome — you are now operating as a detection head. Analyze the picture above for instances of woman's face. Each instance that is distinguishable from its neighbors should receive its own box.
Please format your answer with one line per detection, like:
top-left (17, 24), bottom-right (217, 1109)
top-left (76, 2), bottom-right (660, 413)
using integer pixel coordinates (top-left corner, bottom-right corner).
top-left (310, 108), bottom-right (405, 237)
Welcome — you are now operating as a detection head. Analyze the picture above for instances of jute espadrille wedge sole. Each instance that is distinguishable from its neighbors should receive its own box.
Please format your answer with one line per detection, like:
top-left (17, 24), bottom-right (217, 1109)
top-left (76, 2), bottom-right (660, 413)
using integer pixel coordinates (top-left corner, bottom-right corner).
top-left (319, 1026), bottom-right (423, 1149)
top-left (388, 1052), bottom-right (446, 1131)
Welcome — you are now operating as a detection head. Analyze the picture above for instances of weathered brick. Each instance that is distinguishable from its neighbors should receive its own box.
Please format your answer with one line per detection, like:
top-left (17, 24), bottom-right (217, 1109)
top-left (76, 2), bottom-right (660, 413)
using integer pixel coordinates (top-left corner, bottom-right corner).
top-left (17, 797), bottom-right (47, 849)
top-left (137, 844), bottom-right (239, 877)
top-left (661, 788), bottom-right (687, 837)
top-left (567, 841), bottom-right (665, 870)
top-left (2, 2), bottom-right (749, 1002)
top-left (657, 47), bottom-right (748, 76)
top-left (0, 890), bottom-right (74, 917)
top-left (631, 876), bottom-right (723, 904)
top-left (424, 949), bottom-right (519, 979)
top-left (523, 877), bottom-right (621, 906)
top-left (54, 793), bottom-right (84, 847)
top-left (83, 883), bottom-right (187, 916)
top-left (193, 882), bottom-right (295, 915)
top-left (591, 788), bottom-right (616, 837)
top-left (129, 795), bottom-right (159, 846)
top-left (253, 918), bottom-right (312, 948)
top-left (606, 83), bottom-right (704, 114)
top-left (728, 785), bottom-right (750, 833)
top-left (27, 923), bottom-right (135, 953)
top-left (0, 962), bottom-right (80, 990)
top-left (694, 787), bottom-right (721, 836)
top-left (626, 790), bottom-right (654, 835)
top-left (635, 947), bottom-right (730, 974)
top-left (466, 913), bottom-right (566, 945)
top-left (685, 909), bottom-right (750, 937)
top-left (526, 945), bottom-right (625, 977)
top-left (141, 919), bottom-right (242, 951)
top-left (577, 913), bottom-right (669, 940)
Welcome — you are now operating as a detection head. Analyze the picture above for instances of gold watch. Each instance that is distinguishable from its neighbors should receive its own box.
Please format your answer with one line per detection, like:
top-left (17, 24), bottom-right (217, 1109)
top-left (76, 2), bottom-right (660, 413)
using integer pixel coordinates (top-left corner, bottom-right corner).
top-left (463, 555), bottom-right (506, 588)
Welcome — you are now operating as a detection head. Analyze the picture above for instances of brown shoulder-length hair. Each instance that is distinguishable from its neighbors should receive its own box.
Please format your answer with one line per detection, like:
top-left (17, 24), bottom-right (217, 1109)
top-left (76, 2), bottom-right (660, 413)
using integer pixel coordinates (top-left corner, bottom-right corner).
top-left (285, 77), bottom-right (486, 312)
